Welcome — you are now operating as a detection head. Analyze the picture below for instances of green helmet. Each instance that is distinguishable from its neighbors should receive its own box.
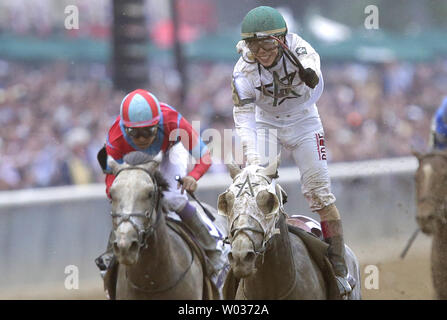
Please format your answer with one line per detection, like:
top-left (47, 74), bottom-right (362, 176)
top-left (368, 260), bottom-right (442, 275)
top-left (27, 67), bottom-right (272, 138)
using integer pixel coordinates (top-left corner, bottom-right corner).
top-left (241, 6), bottom-right (287, 40)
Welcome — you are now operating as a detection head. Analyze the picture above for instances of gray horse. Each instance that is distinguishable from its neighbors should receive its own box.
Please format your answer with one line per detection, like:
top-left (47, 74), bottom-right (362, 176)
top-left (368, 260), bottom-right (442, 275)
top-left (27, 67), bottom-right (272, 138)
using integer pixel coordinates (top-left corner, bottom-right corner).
top-left (106, 152), bottom-right (226, 299)
top-left (414, 150), bottom-right (447, 299)
top-left (218, 157), bottom-right (361, 300)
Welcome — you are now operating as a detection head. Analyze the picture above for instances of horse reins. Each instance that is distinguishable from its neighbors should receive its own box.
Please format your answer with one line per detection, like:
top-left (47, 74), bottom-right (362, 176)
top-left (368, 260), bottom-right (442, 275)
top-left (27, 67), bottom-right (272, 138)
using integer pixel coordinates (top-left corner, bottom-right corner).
top-left (229, 217), bottom-right (267, 255)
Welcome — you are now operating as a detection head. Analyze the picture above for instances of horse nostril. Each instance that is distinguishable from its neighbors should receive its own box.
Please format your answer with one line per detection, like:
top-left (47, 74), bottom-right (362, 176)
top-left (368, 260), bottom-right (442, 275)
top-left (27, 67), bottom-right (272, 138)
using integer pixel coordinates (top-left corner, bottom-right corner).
top-left (129, 240), bottom-right (139, 253)
top-left (113, 242), bottom-right (119, 254)
top-left (244, 251), bottom-right (256, 263)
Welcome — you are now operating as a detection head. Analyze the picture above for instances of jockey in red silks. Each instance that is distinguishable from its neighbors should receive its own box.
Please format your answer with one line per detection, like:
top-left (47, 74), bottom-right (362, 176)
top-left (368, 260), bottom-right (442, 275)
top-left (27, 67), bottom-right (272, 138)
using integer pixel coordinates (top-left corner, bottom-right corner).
top-left (96, 89), bottom-right (224, 277)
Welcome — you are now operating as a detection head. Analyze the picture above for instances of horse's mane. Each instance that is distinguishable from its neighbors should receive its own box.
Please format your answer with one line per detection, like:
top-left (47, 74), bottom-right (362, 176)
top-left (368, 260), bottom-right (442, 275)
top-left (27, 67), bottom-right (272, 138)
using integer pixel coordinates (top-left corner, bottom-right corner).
top-left (123, 151), bottom-right (170, 192)
top-left (123, 151), bottom-right (156, 166)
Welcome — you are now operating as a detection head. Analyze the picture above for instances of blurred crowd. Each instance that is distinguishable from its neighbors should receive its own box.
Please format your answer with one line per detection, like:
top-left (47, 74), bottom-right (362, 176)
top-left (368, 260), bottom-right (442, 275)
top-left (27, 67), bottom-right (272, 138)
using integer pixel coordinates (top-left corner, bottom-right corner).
top-left (0, 0), bottom-right (213, 40)
top-left (0, 0), bottom-right (111, 38)
top-left (0, 57), bottom-right (447, 191)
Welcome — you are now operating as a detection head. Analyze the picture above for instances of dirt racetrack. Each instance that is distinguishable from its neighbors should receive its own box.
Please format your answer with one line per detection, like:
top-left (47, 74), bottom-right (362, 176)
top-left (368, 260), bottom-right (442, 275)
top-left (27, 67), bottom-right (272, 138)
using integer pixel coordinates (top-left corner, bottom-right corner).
top-left (0, 235), bottom-right (436, 300)
top-left (360, 250), bottom-right (434, 299)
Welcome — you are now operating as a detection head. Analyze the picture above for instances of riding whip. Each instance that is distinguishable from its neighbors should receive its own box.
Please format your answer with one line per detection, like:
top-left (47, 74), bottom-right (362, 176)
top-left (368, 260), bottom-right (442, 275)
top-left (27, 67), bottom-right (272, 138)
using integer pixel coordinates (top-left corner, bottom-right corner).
top-left (400, 228), bottom-right (420, 259)
top-left (266, 35), bottom-right (319, 89)
top-left (268, 35), bottom-right (305, 72)
top-left (175, 175), bottom-right (216, 221)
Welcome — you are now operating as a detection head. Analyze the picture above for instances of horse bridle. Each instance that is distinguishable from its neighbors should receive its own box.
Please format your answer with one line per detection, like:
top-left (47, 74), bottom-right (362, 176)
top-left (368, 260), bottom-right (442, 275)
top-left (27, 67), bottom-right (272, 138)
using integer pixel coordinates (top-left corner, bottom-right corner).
top-left (227, 173), bottom-right (279, 255)
top-left (230, 216), bottom-right (267, 255)
top-left (110, 165), bottom-right (162, 249)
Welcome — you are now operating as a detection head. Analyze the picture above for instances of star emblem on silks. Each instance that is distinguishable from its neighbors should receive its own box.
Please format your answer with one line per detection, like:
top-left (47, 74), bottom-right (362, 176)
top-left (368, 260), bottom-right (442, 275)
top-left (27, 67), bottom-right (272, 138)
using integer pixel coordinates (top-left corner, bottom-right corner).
top-left (255, 71), bottom-right (302, 107)
top-left (295, 47), bottom-right (307, 56)
top-left (236, 175), bottom-right (260, 198)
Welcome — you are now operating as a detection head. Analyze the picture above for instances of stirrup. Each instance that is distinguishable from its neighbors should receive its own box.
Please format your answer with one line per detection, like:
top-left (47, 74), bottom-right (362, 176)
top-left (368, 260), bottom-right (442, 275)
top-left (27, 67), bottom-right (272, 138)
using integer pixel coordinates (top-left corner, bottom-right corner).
top-left (335, 276), bottom-right (352, 298)
top-left (95, 256), bottom-right (107, 271)
top-left (335, 273), bottom-right (356, 298)
top-left (99, 270), bottom-right (107, 280)
top-left (95, 252), bottom-right (113, 272)
top-left (204, 248), bottom-right (226, 276)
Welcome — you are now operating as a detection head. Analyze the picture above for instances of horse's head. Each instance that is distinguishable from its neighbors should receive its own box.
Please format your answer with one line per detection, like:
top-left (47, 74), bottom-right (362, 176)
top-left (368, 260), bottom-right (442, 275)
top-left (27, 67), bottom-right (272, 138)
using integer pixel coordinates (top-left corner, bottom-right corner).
top-left (218, 155), bottom-right (284, 278)
top-left (108, 151), bottom-right (168, 265)
top-left (414, 150), bottom-right (447, 234)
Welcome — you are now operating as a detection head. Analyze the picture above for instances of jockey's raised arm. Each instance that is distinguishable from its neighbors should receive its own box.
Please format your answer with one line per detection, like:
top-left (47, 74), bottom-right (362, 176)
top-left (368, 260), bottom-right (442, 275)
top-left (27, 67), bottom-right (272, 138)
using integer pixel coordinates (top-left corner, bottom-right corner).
top-left (230, 6), bottom-right (355, 297)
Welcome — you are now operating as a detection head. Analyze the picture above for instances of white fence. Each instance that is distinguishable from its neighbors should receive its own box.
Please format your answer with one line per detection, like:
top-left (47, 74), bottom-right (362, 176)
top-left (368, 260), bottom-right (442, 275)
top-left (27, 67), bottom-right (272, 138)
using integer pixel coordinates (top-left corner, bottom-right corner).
top-left (0, 157), bottom-right (419, 290)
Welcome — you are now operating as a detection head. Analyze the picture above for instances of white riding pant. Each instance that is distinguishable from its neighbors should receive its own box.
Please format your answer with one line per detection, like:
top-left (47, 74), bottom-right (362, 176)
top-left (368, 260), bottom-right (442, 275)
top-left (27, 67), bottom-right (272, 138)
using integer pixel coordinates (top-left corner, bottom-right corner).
top-left (159, 143), bottom-right (189, 212)
top-left (256, 119), bottom-right (336, 212)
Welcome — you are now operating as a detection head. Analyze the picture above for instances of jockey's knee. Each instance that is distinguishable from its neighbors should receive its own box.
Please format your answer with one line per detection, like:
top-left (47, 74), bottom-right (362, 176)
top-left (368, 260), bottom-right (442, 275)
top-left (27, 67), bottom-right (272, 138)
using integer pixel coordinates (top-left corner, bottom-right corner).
top-left (162, 192), bottom-right (188, 212)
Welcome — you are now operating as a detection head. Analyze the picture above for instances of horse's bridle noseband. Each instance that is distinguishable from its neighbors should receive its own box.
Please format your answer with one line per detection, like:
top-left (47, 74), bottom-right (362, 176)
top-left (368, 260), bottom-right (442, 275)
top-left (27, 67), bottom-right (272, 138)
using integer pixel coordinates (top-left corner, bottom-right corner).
top-left (229, 216), bottom-right (267, 255)
top-left (110, 165), bottom-right (162, 249)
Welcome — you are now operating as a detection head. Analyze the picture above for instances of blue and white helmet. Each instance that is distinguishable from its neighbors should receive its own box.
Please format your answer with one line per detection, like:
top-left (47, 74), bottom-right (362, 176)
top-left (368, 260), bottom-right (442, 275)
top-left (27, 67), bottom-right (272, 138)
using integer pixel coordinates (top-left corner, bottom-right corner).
top-left (120, 89), bottom-right (161, 128)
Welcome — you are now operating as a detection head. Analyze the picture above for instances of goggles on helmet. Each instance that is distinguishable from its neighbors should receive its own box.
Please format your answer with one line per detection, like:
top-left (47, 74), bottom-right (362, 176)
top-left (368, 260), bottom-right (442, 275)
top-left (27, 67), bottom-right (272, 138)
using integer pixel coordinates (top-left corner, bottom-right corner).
top-left (246, 38), bottom-right (278, 54)
top-left (125, 126), bottom-right (158, 139)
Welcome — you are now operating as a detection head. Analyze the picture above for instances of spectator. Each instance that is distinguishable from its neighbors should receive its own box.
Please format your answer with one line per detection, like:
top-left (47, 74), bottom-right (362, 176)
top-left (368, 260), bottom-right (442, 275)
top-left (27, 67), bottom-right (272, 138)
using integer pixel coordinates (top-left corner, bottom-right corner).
top-left (0, 57), bottom-right (447, 191)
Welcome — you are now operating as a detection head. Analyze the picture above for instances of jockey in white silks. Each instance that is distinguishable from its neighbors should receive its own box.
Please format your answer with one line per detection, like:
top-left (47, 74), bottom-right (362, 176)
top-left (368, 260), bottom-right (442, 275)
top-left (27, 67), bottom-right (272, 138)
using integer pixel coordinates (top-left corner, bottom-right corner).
top-left (231, 6), bottom-right (356, 296)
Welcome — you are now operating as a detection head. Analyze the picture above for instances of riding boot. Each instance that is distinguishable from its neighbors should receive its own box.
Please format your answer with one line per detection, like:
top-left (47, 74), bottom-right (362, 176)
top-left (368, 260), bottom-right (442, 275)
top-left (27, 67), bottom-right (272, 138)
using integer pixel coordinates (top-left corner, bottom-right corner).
top-left (321, 218), bottom-right (357, 297)
top-left (95, 231), bottom-right (115, 279)
top-left (178, 202), bottom-right (225, 277)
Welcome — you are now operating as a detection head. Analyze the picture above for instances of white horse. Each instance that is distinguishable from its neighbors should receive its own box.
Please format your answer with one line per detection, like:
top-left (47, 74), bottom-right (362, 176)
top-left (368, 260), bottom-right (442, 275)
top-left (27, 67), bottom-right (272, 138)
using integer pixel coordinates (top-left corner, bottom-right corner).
top-left (218, 157), bottom-right (361, 300)
top-left (105, 151), bottom-right (226, 299)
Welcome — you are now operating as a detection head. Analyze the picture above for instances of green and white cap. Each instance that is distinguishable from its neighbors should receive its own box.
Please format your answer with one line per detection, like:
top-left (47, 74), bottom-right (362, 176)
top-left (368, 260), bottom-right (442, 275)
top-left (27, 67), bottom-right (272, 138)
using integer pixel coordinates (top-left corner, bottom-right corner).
top-left (241, 6), bottom-right (287, 40)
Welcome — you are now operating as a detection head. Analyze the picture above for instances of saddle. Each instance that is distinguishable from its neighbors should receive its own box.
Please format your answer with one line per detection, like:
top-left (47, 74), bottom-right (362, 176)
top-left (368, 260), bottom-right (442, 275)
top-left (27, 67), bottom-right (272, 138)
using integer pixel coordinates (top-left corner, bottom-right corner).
top-left (286, 215), bottom-right (323, 240)
top-left (286, 218), bottom-right (342, 300)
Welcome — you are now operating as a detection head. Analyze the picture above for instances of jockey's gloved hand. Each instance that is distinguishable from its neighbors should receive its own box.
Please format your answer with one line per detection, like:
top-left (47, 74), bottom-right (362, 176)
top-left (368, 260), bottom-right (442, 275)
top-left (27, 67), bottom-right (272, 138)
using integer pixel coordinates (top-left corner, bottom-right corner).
top-left (299, 67), bottom-right (319, 89)
top-left (177, 175), bottom-right (197, 194)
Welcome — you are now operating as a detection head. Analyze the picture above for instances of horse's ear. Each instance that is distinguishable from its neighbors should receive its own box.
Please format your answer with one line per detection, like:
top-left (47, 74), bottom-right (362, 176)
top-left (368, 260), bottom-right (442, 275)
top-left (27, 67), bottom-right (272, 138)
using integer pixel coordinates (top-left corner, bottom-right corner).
top-left (153, 151), bottom-right (163, 164)
top-left (412, 150), bottom-right (423, 162)
top-left (260, 153), bottom-right (281, 178)
top-left (107, 156), bottom-right (122, 175)
top-left (226, 161), bottom-right (242, 180)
